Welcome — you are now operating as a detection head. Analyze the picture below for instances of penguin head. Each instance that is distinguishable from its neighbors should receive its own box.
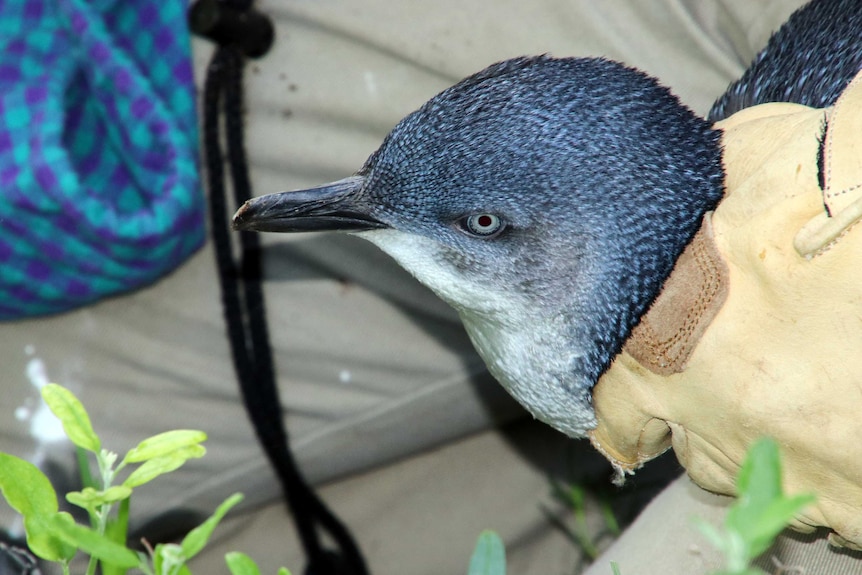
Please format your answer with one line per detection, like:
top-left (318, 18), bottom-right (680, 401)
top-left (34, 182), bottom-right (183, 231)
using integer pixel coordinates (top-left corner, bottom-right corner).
top-left (234, 55), bottom-right (724, 436)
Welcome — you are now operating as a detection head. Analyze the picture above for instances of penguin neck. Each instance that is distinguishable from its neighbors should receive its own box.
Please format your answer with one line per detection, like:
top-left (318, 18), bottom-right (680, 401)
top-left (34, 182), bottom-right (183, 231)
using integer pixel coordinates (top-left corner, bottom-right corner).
top-left (456, 299), bottom-right (598, 438)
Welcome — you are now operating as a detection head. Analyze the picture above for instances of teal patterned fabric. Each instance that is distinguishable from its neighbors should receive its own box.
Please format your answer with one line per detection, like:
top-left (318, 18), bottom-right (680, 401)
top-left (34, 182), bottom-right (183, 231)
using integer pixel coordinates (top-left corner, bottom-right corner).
top-left (0, 0), bottom-right (204, 319)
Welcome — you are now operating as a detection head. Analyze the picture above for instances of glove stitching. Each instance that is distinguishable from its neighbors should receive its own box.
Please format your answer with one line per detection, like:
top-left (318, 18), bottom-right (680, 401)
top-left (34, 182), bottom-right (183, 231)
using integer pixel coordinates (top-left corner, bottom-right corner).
top-left (806, 217), bottom-right (862, 259)
top-left (822, 74), bottom-right (862, 207)
top-left (809, 76), bottom-right (861, 259)
top-left (635, 233), bottom-right (723, 370)
top-left (825, 181), bottom-right (862, 200)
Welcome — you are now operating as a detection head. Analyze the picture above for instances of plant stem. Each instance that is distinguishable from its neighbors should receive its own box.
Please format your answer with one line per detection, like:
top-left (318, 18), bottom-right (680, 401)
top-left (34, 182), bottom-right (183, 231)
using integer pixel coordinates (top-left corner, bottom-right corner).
top-left (85, 556), bottom-right (98, 575)
top-left (85, 450), bottom-right (119, 575)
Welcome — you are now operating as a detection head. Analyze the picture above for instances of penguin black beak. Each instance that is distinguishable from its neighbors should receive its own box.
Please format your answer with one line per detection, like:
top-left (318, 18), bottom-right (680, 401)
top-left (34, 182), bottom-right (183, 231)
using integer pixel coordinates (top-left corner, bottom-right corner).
top-left (232, 176), bottom-right (388, 233)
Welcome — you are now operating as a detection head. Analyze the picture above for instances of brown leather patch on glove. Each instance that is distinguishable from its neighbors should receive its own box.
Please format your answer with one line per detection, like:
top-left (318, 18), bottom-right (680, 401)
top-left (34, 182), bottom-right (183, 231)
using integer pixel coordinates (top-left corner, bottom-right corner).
top-left (623, 215), bottom-right (728, 375)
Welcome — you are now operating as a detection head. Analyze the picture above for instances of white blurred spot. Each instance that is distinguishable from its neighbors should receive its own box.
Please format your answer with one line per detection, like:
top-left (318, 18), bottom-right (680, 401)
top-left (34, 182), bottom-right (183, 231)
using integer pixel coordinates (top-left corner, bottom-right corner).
top-left (339, 370), bottom-right (352, 384)
top-left (26, 356), bottom-right (48, 390)
top-left (363, 71), bottom-right (378, 97)
top-left (23, 352), bottom-right (67, 444)
top-left (14, 406), bottom-right (29, 421)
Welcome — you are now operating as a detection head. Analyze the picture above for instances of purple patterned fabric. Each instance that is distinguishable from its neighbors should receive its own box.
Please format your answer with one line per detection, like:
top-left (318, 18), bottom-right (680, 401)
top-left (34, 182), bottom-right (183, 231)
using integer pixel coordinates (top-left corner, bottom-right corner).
top-left (0, 0), bottom-right (204, 319)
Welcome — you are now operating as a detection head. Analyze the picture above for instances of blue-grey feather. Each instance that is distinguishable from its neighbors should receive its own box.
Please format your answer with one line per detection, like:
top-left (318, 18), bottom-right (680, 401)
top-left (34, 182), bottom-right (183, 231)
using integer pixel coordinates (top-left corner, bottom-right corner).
top-left (710, 0), bottom-right (862, 121)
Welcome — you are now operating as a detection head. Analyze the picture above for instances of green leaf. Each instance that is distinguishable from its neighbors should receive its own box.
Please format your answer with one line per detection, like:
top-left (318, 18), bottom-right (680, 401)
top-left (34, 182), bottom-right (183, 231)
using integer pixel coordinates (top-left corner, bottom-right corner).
top-left (610, 561), bottom-right (622, 575)
top-left (180, 493), bottom-right (244, 561)
top-left (123, 430), bottom-right (208, 464)
top-left (0, 453), bottom-right (58, 518)
top-left (467, 530), bottom-right (506, 575)
top-left (154, 543), bottom-right (184, 575)
top-left (102, 496), bottom-right (132, 575)
top-left (224, 553), bottom-right (293, 575)
top-left (734, 494), bottom-right (815, 559)
top-left (726, 438), bottom-right (814, 560)
top-left (48, 512), bottom-right (140, 568)
top-left (152, 543), bottom-right (164, 574)
top-left (225, 552), bottom-right (262, 575)
top-left (568, 483), bottom-right (586, 511)
top-left (729, 438), bottom-right (782, 523)
top-left (0, 453), bottom-right (76, 561)
top-left (66, 486), bottom-right (133, 510)
top-left (41, 384), bottom-right (101, 453)
top-left (723, 529), bottom-right (753, 572)
top-left (122, 445), bottom-right (206, 488)
top-left (23, 515), bottom-right (78, 565)
top-left (109, 496), bottom-right (131, 543)
top-left (692, 516), bottom-right (727, 554)
top-left (599, 497), bottom-right (621, 536)
top-left (694, 511), bottom-right (753, 570)
top-left (697, 437), bottom-right (816, 572)
top-left (76, 446), bottom-right (97, 490)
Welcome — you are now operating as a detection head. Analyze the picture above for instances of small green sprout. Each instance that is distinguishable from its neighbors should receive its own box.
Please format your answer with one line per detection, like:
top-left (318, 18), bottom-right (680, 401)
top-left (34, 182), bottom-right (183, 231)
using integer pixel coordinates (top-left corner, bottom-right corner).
top-left (467, 530), bottom-right (506, 575)
top-left (470, 438), bottom-right (814, 575)
top-left (0, 383), bottom-right (291, 575)
top-left (694, 437), bottom-right (815, 575)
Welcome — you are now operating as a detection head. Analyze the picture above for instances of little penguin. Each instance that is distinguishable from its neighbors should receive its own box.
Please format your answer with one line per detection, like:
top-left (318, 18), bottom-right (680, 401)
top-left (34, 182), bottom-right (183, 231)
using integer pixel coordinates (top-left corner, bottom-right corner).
top-left (233, 0), bottom-right (862, 438)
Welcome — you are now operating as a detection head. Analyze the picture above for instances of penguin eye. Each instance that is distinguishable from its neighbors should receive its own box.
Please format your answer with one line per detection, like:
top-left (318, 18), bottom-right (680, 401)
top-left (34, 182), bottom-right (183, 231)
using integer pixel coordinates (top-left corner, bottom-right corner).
top-left (460, 214), bottom-right (504, 238)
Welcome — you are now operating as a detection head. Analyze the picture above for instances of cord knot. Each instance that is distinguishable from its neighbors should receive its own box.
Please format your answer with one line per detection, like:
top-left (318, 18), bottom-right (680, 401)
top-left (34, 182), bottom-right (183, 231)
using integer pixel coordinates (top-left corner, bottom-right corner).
top-left (189, 0), bottom-right (274, 58)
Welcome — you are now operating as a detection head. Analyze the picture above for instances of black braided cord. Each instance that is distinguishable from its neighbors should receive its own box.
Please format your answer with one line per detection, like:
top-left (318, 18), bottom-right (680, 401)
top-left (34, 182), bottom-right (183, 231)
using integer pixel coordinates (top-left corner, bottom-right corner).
top-left (198, 5), bottom-right (370, 573)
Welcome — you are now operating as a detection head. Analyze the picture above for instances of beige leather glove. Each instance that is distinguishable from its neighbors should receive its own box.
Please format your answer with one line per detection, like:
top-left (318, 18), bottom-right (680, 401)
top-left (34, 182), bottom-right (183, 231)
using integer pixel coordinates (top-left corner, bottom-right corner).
top-left (590, 70), bottom-right (862, 550)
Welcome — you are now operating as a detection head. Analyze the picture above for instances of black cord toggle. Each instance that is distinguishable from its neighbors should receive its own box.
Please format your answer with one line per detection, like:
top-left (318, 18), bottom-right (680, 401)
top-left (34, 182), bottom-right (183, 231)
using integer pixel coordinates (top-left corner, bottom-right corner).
top-left (189, 0), bottom-right (275, 58)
